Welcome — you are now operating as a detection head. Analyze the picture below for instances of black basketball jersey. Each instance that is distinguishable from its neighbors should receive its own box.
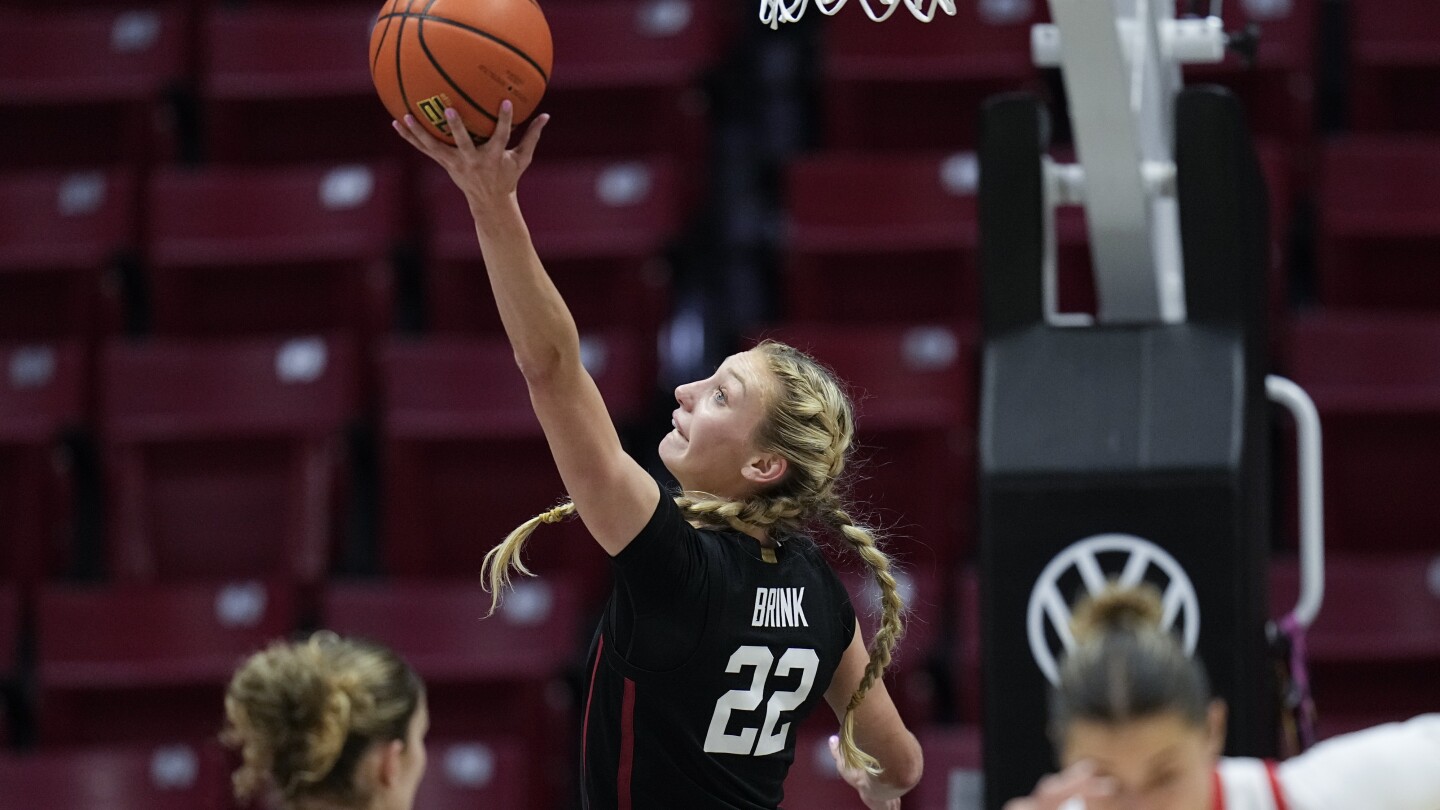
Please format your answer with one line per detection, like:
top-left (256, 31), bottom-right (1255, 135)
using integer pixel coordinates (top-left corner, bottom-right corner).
top-left (580, 484), bottom-right (857, 810)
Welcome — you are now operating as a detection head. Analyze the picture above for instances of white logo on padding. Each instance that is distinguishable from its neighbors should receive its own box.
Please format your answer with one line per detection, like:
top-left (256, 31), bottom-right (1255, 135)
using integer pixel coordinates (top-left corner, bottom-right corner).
top-left (1027, 534), bottom-right (1199, 685)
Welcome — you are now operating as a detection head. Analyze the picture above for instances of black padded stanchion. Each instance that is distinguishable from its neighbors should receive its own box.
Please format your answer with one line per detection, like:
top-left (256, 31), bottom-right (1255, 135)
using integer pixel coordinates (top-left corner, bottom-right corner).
top-left (977, 87), bottom-right (1275, 809)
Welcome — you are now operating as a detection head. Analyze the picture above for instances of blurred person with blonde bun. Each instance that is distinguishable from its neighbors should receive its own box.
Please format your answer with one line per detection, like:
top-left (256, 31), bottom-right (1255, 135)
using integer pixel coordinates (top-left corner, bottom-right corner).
top-left (223, 633), bottom-right (428, 810)
top-left (1006, 584), bottom-right (1440, 810)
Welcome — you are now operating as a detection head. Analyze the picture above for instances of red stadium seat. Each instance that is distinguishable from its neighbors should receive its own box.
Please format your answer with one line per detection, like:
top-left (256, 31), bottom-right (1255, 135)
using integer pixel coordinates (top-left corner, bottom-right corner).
top-left (1181, 0), bottom-right (1318, 147)
top-left (837, 564), bottom-right (946, 725)
top-left (0, 743), bottom-right (232, 810)
top-left (321, 578), bottom-right (587, 810)
top-left (1347, 0), bottom-right (1440, 132)
top-left (538, 0), bottom-right (732, 162)
top-left (0, 582), bottom-right (18, 674)
top-left (414, 737), bottom-right (534, 810)
top-left (757, 323), bottom-right (979, 569)
top-left (99, 336), bottom-right (361, 583)
top-left (911, 723), bottom-right (983, 810)
top-left (0, 7), bottom-right (187, 169)
top-left (200, 5), bottom-right (405, 164)
top-left (1271, 552), bottom-right (1440, 738)
top-left (951, 566), bottom-right (983, 723)
top-left (820, 0), bottom-right (1049, 150)
top-left (1283, 312), bottom-right (1440, 552)
top-left (423, 158), bottom-right (683, 344)
top-left (0, 342), bottom-right (87, 583)
top-left (146, 164), bottom-right (402, 338)
top-left (1317, 137), bottom-right (1440, 311)
top-left (378, 334), bottom-right (647, 601)
top-left (36, 580), bottom-right (298, 744)
top-left (783, 150), bottom-right (1094, 325)
top-left (0, 170), bottom-right (135, 341)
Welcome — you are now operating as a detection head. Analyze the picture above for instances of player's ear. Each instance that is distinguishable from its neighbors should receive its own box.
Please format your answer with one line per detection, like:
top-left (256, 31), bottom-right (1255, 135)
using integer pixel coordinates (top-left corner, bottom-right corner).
top-left (1206, 699), bottom-right (1228, 756)
top-left (742, 452), bottom-right (788, 488)
top-left (374, 739), bottom-right (405, 789)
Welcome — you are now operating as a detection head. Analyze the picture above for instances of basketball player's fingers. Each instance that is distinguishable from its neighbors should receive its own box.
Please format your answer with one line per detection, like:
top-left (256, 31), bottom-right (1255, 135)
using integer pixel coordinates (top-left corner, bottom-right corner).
top-left (514, 114), bottom-right (550, 169)
top-left (443, 108), bottom-right (477, 156)
top-left (490, 98), bottom-right (515, 151)
top-left (399, 114), bottom-right (452, 164)
top-left (391, 118), bottom-right (439, 162)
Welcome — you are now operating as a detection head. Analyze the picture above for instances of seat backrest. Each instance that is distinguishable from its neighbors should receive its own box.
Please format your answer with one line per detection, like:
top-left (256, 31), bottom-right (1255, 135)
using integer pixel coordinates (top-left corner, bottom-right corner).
top-left (758, 323), bottom-right (976, 430)
top-left (0, 342), bottom-right (86, 444)
top-left (101, 336), bottom-right (359, 440)
top-left (148, 163), bottom-right (401, 268)
top-left (99, 337), bottom-right (359, 581)
top-left (414, 737), bottom-right (534, 810)
top-left (545, 0), bottom-right (730, 86)
top-left (320, 577), bottom-right (585, 682)
top-left (0, 584), bottom-right (19, 675)
top-left (0, 743), bottom-right (230, 810)
top-left (1285, 313), bottom-right (1440, 408)
top-left (0, 7), bottom-right (187, 103)
top-left (824, 0), bottom-right (1045, 78)
top-left (38, 580), bottom-right (298, 687)
top-left (203, 5), bottom-right (375, 97)
top-left (0, 170), bottom-right (136, 271)
top-left (1320, 137), bottom-right (1440, 225)
top-left (786, 152), bottom-right (980, 253)
top-left (1271, 552), bottom-right (1440, 661)
top-left (381, 333), bottom-right (649, 438)
top-left (1350, 0), bottom-right (1440, 65)
top-left (426, 158), bottom-right (687, 262)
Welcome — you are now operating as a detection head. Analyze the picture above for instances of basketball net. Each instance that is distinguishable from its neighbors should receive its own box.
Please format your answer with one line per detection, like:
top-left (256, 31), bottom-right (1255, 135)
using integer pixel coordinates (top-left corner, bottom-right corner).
top-left (759, 0), bottom-right (957, 29)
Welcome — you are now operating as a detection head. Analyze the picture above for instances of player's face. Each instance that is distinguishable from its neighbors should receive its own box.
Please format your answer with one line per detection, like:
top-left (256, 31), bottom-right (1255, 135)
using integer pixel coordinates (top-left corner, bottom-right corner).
top-left (1058, 707), bottom-right (1223, 810)
top-left (661, 349), bottom-right (778, 498)
top-left (390, 698), bottom-right (430, 810)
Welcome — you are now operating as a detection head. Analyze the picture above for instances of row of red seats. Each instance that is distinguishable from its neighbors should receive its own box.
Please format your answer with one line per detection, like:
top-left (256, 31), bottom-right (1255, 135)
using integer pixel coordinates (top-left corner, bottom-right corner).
top-left (2, 547), bottom-right (1433, 808)
top-left (7, 135), bottom-right (1440, 347)
top-left (781, 137), bottom-right (1440, 324)
top-left (0, 738), bottom-right (534, 810)
top-left (0, 725), bottom-right (981, 810)
top-left (818, 0), bottom-right (1440, 151)
top-left (0, 326), bottom-right (977, 589)
top-left (0, 159), bottom-right (691, 343)
top-left (0, 1), bottom-right (731, 169)
top-left (3, 309), bottom-right (1439, 589)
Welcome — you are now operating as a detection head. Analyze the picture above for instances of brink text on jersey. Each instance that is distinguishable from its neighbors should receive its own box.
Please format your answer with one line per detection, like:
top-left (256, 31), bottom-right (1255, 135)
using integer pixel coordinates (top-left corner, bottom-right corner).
top-left (751, 587), bottom-right (809, 628)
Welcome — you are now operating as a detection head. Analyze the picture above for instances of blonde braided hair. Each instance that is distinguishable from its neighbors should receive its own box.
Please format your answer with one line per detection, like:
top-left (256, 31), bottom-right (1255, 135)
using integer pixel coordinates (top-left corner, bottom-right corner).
top-left (480, 340), bottom-right (905, 775)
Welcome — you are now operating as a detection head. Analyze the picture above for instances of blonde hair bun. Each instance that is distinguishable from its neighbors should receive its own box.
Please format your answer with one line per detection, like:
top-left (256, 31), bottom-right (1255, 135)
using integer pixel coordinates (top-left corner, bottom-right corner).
top-left (1070, 583), bottom-right (1165, 643)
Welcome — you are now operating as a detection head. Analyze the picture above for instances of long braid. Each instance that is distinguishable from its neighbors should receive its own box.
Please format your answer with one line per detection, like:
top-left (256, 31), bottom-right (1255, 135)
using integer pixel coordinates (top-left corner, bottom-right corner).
top-left (480, 501), bottom-right (575, 616)
top-left (829, 505), bottom-right (905, 776)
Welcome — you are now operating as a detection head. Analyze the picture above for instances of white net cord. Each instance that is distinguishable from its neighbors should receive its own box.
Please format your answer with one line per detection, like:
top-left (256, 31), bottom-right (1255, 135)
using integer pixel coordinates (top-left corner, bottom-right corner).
top-left (759, 0), bottom-right (958, 29)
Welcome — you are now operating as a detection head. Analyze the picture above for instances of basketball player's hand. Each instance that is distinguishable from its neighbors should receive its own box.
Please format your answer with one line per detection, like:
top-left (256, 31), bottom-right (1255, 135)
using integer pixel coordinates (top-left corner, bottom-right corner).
top-left (1002, 761), bottom-right (1115, 810)
top-left (829, 735), bottom-right (903, 810)
top-left (392, 99), bottom-right (549, 211)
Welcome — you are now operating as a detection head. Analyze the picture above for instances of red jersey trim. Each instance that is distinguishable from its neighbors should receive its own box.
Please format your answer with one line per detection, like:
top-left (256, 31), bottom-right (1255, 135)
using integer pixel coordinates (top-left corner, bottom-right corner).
top-left (1211, 760), bottom-right (1291, 810)
top-left (1264, 761), bottom-right (1289, 810)
top-left (618, 677), bottom-right (637, 810)
top-left (582, 634), bottom-right (606, 773)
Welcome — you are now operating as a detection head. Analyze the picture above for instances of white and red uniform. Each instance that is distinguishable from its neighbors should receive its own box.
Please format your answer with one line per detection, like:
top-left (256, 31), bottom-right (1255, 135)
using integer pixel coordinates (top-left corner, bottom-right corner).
top-left (1215, 715), bottom-right (1440, 810)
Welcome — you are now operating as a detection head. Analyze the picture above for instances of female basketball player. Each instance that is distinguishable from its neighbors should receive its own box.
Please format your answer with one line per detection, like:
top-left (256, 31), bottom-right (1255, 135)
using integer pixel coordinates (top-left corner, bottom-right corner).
top-left (1005, 585), bottom-right (1440, 810)
top-left (222, 633), bottom-right (428, 810)
top-left (393, 103), bottom-right (923, 809)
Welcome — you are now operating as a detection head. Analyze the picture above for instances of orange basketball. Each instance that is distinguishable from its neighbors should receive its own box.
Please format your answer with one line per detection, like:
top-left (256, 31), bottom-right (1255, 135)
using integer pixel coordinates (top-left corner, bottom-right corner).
top-left (370, 0), bottom-right (553, 146)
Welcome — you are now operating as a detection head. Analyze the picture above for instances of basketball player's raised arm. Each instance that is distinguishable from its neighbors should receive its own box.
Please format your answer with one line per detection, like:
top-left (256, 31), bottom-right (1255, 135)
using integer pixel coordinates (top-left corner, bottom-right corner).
top-left (394, 103), bottom-right (659, 555)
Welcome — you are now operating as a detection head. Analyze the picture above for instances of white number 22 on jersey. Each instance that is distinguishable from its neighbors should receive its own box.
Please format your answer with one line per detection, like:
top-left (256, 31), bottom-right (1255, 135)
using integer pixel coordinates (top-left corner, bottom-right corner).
top-left (703, 646), bottom-right (820, 756)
